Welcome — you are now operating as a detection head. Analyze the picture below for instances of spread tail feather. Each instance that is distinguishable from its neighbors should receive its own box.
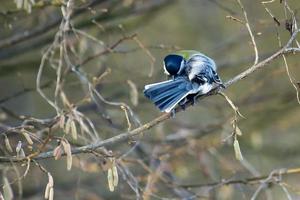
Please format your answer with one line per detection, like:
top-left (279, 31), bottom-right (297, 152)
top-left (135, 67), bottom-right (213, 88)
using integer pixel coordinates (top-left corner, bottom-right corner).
top-left (144, 78), bottom-right (192, 112)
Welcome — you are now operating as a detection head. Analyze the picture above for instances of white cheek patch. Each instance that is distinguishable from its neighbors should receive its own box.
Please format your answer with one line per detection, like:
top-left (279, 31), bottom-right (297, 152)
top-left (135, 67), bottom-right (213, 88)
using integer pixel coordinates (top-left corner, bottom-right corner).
top-left (177, 59), bottom-right (185, 74)
top-left (163, 62), bottom-right (170, 75)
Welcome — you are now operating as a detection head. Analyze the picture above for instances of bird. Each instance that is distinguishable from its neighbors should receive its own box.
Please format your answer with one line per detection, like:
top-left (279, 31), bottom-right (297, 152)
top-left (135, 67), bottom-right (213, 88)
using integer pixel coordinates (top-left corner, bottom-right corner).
top-left (144, 50), bottom-right (224, 113)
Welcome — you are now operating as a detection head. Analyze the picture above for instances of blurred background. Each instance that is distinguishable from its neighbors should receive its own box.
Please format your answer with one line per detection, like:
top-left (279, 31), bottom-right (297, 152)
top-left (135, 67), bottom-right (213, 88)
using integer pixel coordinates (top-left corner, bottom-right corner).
top-left (0, 0), bottom-right (300, 199)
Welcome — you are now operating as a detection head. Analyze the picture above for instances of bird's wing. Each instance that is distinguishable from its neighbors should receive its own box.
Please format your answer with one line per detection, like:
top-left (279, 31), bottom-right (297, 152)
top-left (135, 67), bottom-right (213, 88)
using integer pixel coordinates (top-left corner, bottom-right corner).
top-left (186, 54), bottom-right (217, 81)
top-left (144, 77), bottom-right (196, 113)
top-left (144, 79), bottom-right (174, 90)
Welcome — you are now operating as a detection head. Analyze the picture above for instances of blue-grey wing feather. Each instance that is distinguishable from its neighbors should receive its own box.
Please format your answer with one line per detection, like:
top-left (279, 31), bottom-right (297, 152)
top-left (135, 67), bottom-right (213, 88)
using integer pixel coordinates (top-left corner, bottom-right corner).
top-left (144, 77), bottom-right (193, 112)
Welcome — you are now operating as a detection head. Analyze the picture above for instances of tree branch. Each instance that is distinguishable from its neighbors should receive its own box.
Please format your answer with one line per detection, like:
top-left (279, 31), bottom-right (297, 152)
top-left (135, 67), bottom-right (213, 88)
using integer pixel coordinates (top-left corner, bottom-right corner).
top-left (0, 29), bottom-right (299, 163)
top-left (178, 167), bottom-right (300, 188)
top-left (0, 0), bottom-right (108, 50)
top-left (224, 29), bottom-right (300, 87)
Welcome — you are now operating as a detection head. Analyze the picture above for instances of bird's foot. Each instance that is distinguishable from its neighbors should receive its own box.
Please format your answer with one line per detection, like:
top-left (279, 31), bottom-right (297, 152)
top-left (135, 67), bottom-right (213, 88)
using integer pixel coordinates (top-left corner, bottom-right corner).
top-left (170, 109), bottom-right (176, 118)
top-left (180, 104), bottom-right (186, 110)
top-left (179, 98), bottom-right (187, 110)
top-left (219, 83), bottom-right (226, 89)
top-left (191, 96), bottom-right (197, 106)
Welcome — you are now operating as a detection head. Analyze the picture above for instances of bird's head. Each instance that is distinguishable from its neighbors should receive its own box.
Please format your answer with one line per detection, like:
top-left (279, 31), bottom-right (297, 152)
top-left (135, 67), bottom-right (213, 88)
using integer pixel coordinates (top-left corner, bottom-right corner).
top-left (163, 54), bottom-right (185, 76)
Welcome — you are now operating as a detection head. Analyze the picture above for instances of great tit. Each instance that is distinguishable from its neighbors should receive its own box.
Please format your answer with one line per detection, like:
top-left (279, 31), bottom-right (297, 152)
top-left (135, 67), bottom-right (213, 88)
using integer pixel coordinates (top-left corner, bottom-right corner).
top-left (144, 50), bottom-right (224, 113)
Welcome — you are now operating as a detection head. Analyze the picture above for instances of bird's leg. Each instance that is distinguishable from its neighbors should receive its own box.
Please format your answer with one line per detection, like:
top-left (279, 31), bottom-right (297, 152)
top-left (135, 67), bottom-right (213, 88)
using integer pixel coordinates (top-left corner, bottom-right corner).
top-left (179, 98), bottom-right (187, 110)
top-left (180, 104), bottom-right (186, 110)
top-left (191, 95), bottom-right (198, 106)
top-left (219, 83), bottom-right (226, 89)
top-left (170, 109), bottom-right (176, 118)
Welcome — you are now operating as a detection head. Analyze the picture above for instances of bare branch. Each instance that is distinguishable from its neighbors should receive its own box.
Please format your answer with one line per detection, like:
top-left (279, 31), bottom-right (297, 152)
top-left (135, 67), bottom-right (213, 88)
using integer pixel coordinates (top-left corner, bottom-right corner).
top-left (1, 29), bottom-right (299, 163)
top-left (178, 167), bottom-right (300, 189)
top-left (224, 29), bottom-right (300, 87)
top-left (236, 0), bottom-right (259, 65)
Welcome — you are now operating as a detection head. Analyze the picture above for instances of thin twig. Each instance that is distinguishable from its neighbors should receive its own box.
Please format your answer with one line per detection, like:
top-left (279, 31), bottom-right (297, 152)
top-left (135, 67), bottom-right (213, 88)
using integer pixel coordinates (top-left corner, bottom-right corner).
top-left (0, 29), bottom-right (299, 163)
top-left (224, 29), bottom-right (300, 87)
top-left (236, 0), bottom-right (259, 65)
top-left (179, 167), bottom-right (300, 189)
top-left (79, 33), bottom-right (137, 66)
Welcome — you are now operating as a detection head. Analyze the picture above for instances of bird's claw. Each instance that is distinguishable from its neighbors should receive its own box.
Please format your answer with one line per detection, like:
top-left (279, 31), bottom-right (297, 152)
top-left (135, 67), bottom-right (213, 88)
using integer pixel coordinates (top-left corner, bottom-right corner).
top-left (179, 98), bottom-right (187, 110)
top-left (180, 104), bottom-right (186, 110)
top-left (191, 96), bottom-right (197, 106)
top-left (170, 109), bottom-right (176, 118)
top-left (219, 83), bottom-right (226, 89)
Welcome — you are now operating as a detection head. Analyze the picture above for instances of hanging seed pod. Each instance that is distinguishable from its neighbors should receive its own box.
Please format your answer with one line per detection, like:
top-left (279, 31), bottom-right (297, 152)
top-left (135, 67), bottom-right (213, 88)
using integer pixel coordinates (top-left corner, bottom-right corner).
top-left (14, 0), bottom-right (23, 9)
top-left (64, 117), bottom-right (72, 134)
top-left (235, 126), bottom-right (243, 136)
top-left (61, 6), bottom-right (66, 18)
top-left (53, 145), bottom-right (62, 160)
top-left (47, 173), bottom-right (53, 187)
top-left (3, 176), bottom-right (13, 200)
top-left (233, 139), bottom-right (243, 161)
top-left (0, 190), bottom-right (4, 200)
top-left (107, 158), bottom-right (118, 192)
top-left (21, 131), bottom-right (34, 145)
top-left (70, 120), bottom-right (78, 140)
top-left (107, 168), bottom-right (114, 192)
top-left (4, 135), bottom-right (13, 153)
top-left (45, 173), bottom-right (54, 200)
top-left (48, 188), bottom-right (54, 200)
top-left (62, 140), bottom-right (72, 170)
top-left (59, 115), bottom-right (65, 129)
top-left (112, 164), bottom-right (118, 187)
top-left (44, 183), bottom-right (50, 199)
